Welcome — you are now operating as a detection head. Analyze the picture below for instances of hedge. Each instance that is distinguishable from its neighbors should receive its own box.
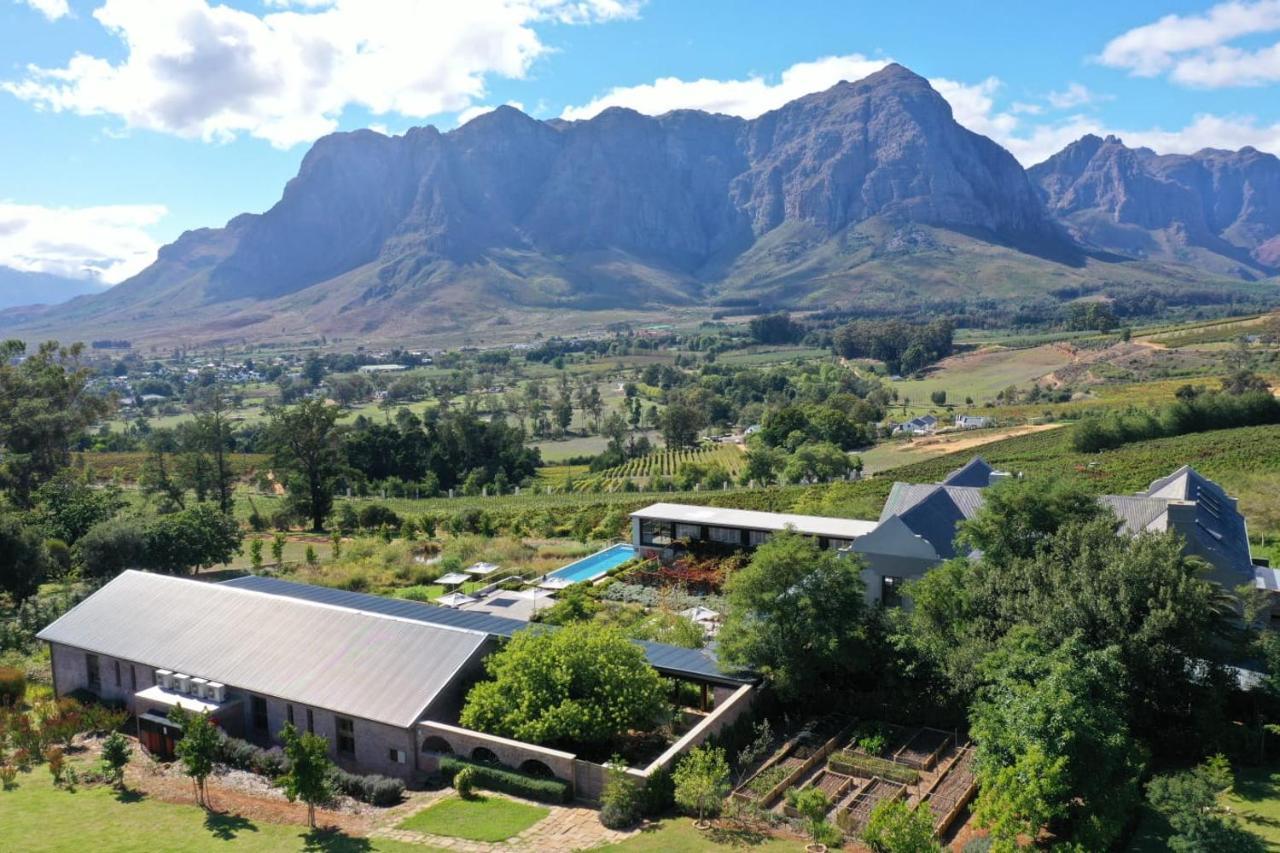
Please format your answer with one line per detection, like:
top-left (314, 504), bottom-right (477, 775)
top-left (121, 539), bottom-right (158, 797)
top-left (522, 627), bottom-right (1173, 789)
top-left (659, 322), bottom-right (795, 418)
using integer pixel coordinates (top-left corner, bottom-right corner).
top-left (215, 733), bottom-right (405, 806)
top-left (328, 766), bottom-right (405, 806)
top-left (438, 755), bottom-right (572, 804)
top-left (828, 751), bottom-right (920, 785)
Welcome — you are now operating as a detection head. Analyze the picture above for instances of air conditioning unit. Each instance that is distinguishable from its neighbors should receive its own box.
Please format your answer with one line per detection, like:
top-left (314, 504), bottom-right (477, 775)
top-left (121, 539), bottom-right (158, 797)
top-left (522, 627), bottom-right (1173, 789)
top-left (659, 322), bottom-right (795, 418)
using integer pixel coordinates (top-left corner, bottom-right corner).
top-left (189, 677), bottom-right (208, 699)
top-left (172, 673), bottom-right (191, 694)
top-left (155, 669), bottom-right (173, 690)
top-left (206, 682), bottom-right (226, 704)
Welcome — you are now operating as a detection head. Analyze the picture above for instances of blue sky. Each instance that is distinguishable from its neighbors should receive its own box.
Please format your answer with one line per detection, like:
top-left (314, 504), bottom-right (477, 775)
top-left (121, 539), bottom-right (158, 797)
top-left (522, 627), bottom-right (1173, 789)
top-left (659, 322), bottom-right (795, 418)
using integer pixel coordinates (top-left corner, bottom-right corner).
top-left (3, 0), bottom-right (1280, 284)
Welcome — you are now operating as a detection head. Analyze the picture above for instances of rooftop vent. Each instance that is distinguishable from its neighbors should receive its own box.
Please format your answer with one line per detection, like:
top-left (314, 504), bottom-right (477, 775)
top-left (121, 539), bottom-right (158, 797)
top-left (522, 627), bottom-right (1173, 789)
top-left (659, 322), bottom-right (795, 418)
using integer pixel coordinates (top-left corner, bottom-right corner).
top-left (155, 669), bottom-right (173, 690)
top-left (172, 673), bottom-right (191, 694)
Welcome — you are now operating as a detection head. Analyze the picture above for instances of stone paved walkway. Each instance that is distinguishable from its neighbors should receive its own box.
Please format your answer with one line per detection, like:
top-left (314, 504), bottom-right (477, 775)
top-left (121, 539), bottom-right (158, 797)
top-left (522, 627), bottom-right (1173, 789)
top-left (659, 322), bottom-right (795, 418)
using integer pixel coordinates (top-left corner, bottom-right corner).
top-left (370, 793), bottom-right (637, 851)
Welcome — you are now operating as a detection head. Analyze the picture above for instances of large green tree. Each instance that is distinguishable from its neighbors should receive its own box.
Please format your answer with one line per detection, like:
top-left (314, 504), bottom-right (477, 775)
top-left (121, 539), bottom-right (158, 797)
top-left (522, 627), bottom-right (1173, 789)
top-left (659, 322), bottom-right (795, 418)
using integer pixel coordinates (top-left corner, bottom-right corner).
top-left (718, 531), bottom-right (871, 701)
top-left (460, 623), bottom-right (666, 748)
top-left (970, 629), bottom-right (1144, 851)
top-left (0, 340), bottom-right (112, 506)
top-left (265, 399), bottom-right (344, 531)
top-left (907, 493), bottom-right (1223, 722)
top-left (0, 513), bottom-right (48, 601)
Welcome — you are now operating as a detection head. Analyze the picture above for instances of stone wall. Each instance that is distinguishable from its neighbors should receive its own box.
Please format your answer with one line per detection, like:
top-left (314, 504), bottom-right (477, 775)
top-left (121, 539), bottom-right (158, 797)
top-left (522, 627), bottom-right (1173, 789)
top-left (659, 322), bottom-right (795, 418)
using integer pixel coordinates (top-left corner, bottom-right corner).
top-left (417, 720), bottom-right (578, 781)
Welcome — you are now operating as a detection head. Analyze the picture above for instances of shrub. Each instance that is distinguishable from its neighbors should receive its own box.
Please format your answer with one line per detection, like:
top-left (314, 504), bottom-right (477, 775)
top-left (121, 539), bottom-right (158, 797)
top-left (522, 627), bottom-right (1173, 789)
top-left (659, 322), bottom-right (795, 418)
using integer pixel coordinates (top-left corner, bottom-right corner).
top-left (358, 504), bottom-right (401, 531)
top-left (640, 764), bottom-right (675, 816)
top-left (328, 767), bottom-right (405, 806)
top-left (215, 733), bottom-right (286, 778)
top-left (0, 667), bottom-right (26, 706)
top-left (437, 755), bottom-right (571, 804)
top-left (599, 758), bottom-right (641, 829)
top-left (45, 746), bottom-right (65, 785)
top-left (0, 763), bottom-right (15, 790)
top-left (454, 766), bottom-right (477, 800)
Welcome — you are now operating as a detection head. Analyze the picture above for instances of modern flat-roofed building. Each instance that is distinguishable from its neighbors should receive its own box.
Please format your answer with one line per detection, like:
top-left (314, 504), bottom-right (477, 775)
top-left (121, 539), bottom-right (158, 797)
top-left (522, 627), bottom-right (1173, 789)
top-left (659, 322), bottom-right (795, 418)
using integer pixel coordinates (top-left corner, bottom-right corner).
top-left (631, 457), bottom-right (1265, 610)
top-left (630, 502), bottom-right (877, 556)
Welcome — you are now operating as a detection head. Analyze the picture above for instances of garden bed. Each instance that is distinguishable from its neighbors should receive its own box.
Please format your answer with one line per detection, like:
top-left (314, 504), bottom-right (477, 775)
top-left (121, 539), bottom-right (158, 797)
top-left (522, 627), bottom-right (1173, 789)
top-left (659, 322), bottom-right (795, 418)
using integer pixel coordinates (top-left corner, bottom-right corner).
top-left (835, 777), bottom-right (906, 834)
top-left (892, 727), bottom-right (953, 771)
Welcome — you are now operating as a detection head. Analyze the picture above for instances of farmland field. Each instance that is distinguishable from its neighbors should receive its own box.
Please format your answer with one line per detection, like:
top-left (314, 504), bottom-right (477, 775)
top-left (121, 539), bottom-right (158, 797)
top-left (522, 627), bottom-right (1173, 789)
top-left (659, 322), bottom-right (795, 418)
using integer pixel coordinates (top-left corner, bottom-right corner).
top-left (888, 343), bottom-right (1079, 403)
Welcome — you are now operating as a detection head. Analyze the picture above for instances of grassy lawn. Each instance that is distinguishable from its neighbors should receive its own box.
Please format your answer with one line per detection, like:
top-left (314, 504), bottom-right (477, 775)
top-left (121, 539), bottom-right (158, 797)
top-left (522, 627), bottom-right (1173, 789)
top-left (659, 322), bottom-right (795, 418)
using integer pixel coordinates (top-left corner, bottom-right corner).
top-left (398, 795), bottom-right (549, 843)
top-left (1129, 764), bottom-right (1280, 851)
top-left (602, 817), bottom-right (802, 851)
top-left (0, 761), bottom-right (430, 853)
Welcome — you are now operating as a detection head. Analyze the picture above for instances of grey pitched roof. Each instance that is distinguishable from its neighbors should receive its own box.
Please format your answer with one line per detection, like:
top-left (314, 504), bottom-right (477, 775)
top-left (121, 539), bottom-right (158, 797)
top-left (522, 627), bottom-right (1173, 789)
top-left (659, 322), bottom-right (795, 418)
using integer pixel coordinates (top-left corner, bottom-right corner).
top-left (1100, 495), bottom-right (1170, 533)
top-left (896, 488), bottom-right (971, 559)
top-left (38, 571), bottom-right (488, 728)
top-left (877, 483), bottom-right (986, 558)
top-left (1145, 466), bottom-right (1254, 580)
top-left (942, 456), bottom-right (994, 487)
top-left (223, 575), bottom-right (754, 686)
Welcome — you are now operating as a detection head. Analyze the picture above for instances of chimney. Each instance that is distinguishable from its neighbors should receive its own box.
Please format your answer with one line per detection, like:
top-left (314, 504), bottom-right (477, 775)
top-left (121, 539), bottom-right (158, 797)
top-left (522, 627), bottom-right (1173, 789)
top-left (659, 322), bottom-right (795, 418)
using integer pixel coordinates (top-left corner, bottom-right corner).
top-left (1165, 500), bottom-right (1197, 532)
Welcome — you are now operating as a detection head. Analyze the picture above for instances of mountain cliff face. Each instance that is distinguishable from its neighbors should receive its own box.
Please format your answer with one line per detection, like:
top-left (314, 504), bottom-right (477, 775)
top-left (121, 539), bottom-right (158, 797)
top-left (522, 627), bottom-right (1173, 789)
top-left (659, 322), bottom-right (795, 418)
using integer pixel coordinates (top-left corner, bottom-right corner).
top-left (12, 64), bottom-right (1277, 345)
top-left (1028, 134), bottom-right (1280, 277)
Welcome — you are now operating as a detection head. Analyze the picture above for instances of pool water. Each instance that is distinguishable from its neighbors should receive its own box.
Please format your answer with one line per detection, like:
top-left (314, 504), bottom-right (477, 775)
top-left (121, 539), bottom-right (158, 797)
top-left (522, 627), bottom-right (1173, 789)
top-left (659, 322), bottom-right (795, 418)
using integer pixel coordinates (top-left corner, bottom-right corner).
top-left (546, 543), bottom-right (637, 584)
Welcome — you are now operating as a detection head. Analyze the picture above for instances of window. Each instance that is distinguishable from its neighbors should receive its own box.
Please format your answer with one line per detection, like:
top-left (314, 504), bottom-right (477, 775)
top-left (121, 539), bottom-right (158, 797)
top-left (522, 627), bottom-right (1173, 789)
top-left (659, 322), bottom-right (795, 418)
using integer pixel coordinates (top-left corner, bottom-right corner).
top-left (388, 748), bottom-right (406, 764)
top-left (674, 523), bottom-right (701, 541)
top-left (251, 696), bottom-right (269, 733)
top-left (708, 526), bottom-right (740, 545)
top-left (747, 530), bottom-right (771, 547)
top-left (286, 704), bottom-right (295, 726)
top-left (86, 654), bottom-right (101, 691)
top-left (130, 665), bottom-right (137, 691)
top-left (827, 538), bottom-right (852, 551)
top-left (336, 716), bottom-right (355, 755)
top-left (306, 708), bottom-right (314, 734)
top-left (640, 519), bottom-right (672, 546)
top-left (881, 576), bottom-right (904, 608)
top-left (114, 660), bottom-right (122, 687)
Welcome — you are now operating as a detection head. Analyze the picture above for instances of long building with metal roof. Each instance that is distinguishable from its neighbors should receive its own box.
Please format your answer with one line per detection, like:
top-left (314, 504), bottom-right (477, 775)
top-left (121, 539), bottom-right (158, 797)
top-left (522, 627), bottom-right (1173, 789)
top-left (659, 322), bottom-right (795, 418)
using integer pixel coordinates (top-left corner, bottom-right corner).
top-left (222, 574), bottom-right (752, 686)
top-left (38, 569), bottom-right (754, 782)
top-left (39, 571), bottom-right (491, 729)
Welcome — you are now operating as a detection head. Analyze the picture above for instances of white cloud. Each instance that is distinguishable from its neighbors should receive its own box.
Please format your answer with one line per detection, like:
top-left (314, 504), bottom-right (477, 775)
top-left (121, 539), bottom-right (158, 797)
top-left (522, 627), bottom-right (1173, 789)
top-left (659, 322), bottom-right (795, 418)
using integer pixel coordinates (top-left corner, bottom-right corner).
top-left (0, 201), bottom-right (166, 283)
top-left (560, 54), bottom-right (892, 120)
top-left (456, 100), bottom-right (526, 126)
top-left (3, 0), bottom-right (640, 148)
top-left (17, 0), bottom-right (70, 21)
top-left (1099, 0), bottom-right (1280, 86)
top-left (1046, 82), bottom-right (1107, 109)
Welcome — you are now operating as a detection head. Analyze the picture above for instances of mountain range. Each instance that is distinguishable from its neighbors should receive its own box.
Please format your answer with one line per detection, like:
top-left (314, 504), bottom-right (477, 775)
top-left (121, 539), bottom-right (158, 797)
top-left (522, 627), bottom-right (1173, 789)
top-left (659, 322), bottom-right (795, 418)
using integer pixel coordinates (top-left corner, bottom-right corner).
top-left (10, 63), bottom-right (1280, 346)
top-left (0, 267), bottom-right (106, 312)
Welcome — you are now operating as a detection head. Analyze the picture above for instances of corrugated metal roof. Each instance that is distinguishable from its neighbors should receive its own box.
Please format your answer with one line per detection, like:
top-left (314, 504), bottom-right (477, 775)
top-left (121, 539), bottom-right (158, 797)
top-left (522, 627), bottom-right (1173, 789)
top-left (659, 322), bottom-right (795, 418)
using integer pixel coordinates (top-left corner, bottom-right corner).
top-left (38, 571), bottom-right (488, 728)
top-left (223, 575), bottom-right (755, 686)
top-left (1101, 495), bottom-right (1169, 533)
top-left (630, 503), bottom-right (876, 540)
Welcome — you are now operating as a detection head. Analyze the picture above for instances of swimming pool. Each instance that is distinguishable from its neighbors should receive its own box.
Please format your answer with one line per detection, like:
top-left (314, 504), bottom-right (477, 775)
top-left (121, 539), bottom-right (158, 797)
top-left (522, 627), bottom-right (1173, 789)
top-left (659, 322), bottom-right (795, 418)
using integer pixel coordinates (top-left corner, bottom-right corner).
top-left (545, 543), bottom-right (637, 585)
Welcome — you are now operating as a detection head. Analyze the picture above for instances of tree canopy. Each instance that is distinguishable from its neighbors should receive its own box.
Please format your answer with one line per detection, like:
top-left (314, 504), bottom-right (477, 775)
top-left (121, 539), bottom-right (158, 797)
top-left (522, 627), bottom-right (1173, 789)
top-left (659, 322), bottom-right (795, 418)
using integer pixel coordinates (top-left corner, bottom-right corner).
top-left (718, 531), bottom-right (871, 701)
top-left (460, 623), bottom-right (667, 749)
